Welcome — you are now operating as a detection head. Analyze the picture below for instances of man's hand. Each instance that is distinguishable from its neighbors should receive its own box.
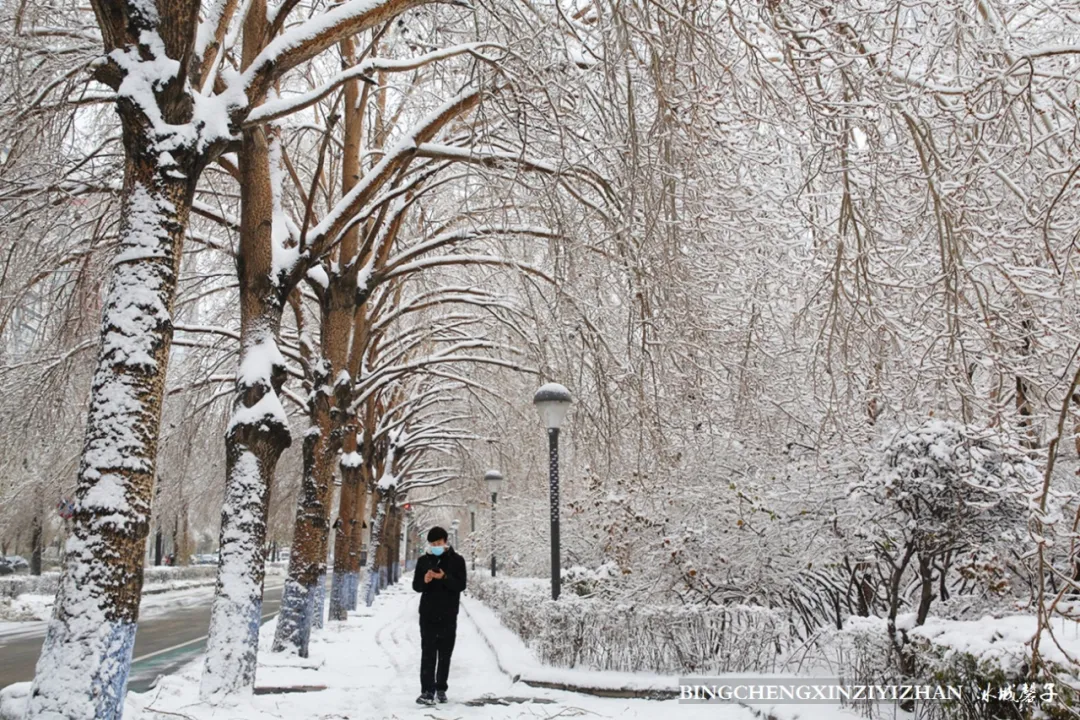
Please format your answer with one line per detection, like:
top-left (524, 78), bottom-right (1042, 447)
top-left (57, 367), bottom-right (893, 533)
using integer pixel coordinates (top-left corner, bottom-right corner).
top-left (432, 569), bottom-right (445, 580)
top-left (424, 570), bottom-right (435, 584)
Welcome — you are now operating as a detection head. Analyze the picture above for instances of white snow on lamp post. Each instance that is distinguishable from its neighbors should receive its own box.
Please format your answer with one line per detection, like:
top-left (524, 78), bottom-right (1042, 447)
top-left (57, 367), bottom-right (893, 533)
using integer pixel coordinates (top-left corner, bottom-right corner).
top-left (533, 383), bottom-right (571, 600)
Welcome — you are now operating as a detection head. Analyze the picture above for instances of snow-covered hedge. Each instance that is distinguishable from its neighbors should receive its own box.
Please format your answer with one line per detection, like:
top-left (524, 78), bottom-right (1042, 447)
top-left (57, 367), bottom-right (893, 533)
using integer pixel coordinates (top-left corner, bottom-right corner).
top-left (811, 615), bottom-right (1080, 719)
top-left (911, 615), bottom-right (1079, 719)
top-left (469, 575), bottom-right (788, 674)
top-left (472, 576), bottom-right (1079, 717)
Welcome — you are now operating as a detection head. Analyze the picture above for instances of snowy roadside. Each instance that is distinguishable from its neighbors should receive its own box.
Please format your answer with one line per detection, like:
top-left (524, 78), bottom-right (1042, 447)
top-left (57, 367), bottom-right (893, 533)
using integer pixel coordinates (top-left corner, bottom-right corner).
top-left (118, 584), bottom-right (859, 720)
top-left (0, 584), bottom-right (774, 720)
top-left (0, 566), bottom-right (285, 629)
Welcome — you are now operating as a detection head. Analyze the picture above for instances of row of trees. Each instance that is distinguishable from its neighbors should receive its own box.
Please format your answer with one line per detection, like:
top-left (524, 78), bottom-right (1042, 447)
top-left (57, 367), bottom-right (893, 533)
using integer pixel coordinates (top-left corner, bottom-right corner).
top-left (0, 0), bottom-right (583, 717)
top-left (6, 0), bottom-right (1080, 712)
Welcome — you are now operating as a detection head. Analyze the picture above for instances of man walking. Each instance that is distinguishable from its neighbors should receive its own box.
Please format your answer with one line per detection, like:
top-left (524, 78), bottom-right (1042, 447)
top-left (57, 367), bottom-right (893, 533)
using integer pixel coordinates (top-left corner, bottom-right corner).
top-left (413, 526), bottom-right (467, 705)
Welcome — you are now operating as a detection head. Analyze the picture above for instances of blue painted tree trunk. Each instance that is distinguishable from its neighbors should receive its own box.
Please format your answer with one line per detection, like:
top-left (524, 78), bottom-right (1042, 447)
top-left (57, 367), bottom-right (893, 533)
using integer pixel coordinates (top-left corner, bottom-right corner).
top-left (347, 569), bottom-right (360, 610)
top-left (364, 498), bottom-right (389, 607)
top-left (312, 569), bottom-right (326, 629)
top-left (328, 570), bottom-right (348, 621)
top-left (274, 578), bottom-right (315, 657)
top-left (28, 168), bottom-right (199, 720)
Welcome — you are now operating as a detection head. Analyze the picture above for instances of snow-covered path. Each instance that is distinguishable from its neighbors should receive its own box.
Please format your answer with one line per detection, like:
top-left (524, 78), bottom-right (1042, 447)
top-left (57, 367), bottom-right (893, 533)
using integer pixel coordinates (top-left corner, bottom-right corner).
top-left (124, 583), bottom-right (761, 720)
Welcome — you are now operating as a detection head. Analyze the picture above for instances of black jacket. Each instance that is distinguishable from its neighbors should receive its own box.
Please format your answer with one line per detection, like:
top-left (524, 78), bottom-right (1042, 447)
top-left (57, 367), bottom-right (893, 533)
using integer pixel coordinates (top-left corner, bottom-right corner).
top-left (412, 546), bottom-right (467, 622)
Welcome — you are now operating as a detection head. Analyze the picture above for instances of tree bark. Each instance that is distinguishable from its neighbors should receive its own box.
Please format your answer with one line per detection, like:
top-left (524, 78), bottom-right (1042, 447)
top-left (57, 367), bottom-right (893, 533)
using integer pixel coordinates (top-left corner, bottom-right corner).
top-left (328, 429), bottom-right (361, 621)
top-left (28, 154), bottom-right (196, 720)
top-left (347, 465), bottom-right (368, 610)
top-left (200, 56), bottom-right (292, 697)
top-left (363, 494), bottom-right (391, 606)
top-left (915, 554), bottom-right (935, 627)
top-left (387, 506), bottom-right (401, 584)
top-left (272, 387), bottom-right (337, 656)
top-left (275, 33), bottom-right (364, 647)
top-left (179, 504), bottom-right (191, 566)
top-left (29, 510), bottom-right (42, 577)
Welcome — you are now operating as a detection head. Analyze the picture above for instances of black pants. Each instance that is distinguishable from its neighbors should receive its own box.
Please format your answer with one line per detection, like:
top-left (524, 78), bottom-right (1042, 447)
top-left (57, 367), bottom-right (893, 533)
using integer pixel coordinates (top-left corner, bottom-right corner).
top-left (419, 617), bottom-right (457, 693)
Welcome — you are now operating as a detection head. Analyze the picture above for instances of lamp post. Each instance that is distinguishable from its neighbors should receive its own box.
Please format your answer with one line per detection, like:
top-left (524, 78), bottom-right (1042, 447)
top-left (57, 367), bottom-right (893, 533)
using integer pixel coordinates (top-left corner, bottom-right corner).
top-left (533, 383), bottom-right (572, 600)
top-left (485, 470), bottom-right (503, 577)
top-left (403, 504), bottom-right (414, 572)
top-left (467, 503), bottom-right (478, 570)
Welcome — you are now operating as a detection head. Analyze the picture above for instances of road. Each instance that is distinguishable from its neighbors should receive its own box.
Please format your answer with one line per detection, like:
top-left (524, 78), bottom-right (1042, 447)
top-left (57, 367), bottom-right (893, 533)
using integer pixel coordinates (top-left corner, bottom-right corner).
top-left (0, 583), bottom-right (284, 693)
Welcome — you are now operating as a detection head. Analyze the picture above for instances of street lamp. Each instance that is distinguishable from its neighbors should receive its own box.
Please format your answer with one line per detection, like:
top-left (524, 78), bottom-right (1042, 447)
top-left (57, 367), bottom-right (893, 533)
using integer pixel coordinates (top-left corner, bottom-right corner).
top-left (485, 470), bottom-right (504, 577)
top-left (467, 503), bottom-right (478, 570)
top-left (533, 383), bottom-right (571, 600)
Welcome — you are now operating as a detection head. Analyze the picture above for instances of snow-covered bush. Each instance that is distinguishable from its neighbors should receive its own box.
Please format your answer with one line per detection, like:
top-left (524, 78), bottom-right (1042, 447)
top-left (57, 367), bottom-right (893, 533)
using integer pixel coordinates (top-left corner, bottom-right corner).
top-left (857, 420), bottom-right (1032, 553)
top-left (561, 563), bottom-right (621, 598)
top-left (801, 614), bottom-right (1079, 719)
top-left (850, 420), bottom-right (1035, 642)
top-left (470, 575), bottom-right (788, 674)
top-left (909, 615), bottom-right (1078, 719)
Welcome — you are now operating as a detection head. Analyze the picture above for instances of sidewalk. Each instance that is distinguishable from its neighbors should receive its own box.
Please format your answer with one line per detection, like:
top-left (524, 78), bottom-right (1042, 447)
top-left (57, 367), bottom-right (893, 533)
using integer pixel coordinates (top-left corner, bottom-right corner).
top-left (119, 583), bottom-right (763, 720)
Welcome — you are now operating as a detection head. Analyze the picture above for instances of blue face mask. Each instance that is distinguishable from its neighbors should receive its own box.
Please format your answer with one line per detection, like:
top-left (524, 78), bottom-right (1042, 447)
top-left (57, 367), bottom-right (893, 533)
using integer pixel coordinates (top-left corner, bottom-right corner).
top-left (429, 546), bottom-right (445, 556)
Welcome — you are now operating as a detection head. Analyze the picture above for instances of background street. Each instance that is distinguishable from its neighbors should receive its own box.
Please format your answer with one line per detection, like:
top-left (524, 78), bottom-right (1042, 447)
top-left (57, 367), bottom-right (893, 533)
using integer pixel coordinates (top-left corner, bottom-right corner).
top-left (0, 584), bottom-right (284, 693)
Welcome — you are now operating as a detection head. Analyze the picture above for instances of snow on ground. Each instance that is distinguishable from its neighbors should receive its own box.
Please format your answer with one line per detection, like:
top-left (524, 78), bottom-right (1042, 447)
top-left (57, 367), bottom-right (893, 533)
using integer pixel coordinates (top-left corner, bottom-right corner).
top-left (0, 596), bottom-right (52, 626)
top-left (0, 567), bottom-right (285, 626)
top-left (121, 583), bottom-right (772, 720)
top-left (1, 583), bottom-right (213, 627)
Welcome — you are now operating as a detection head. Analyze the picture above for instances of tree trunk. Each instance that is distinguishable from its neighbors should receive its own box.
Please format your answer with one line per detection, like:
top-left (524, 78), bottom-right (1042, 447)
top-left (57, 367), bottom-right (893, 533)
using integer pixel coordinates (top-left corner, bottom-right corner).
top-left (388, 506), bottom-right (401, 584)
top-left (328, 438), bottom-right (362, 621)
top-left (312, 545), bottom-right (328, 631)
top-left (171, 515), bottom-right (180, 564)
top-left (385, 510), bottom-right (394, 585)
top-left (179, 505), bottom-right (191, 566)
top-left (200, 96), bottom-right (292, 700)
top-left (274, 38), bottom-right (363, 646)
top-left (347, 474), bottom-right (368, 610)
top-left (28, 155), bottom-right (196, 720)
top-left (915, 554), bottom-right (935, 627)
top-left (272, 390), bottom-right (337, 656)
top-left (29, 511), bottom-right (42, 576)
top-left (376, 526), bottom-right (387, 591)
top-left (364, 494), bottom-right (390, 606)
top-left (200, 385), bottom-right (288, 701)
top-left (380, 509), bottom-right (392, 587)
